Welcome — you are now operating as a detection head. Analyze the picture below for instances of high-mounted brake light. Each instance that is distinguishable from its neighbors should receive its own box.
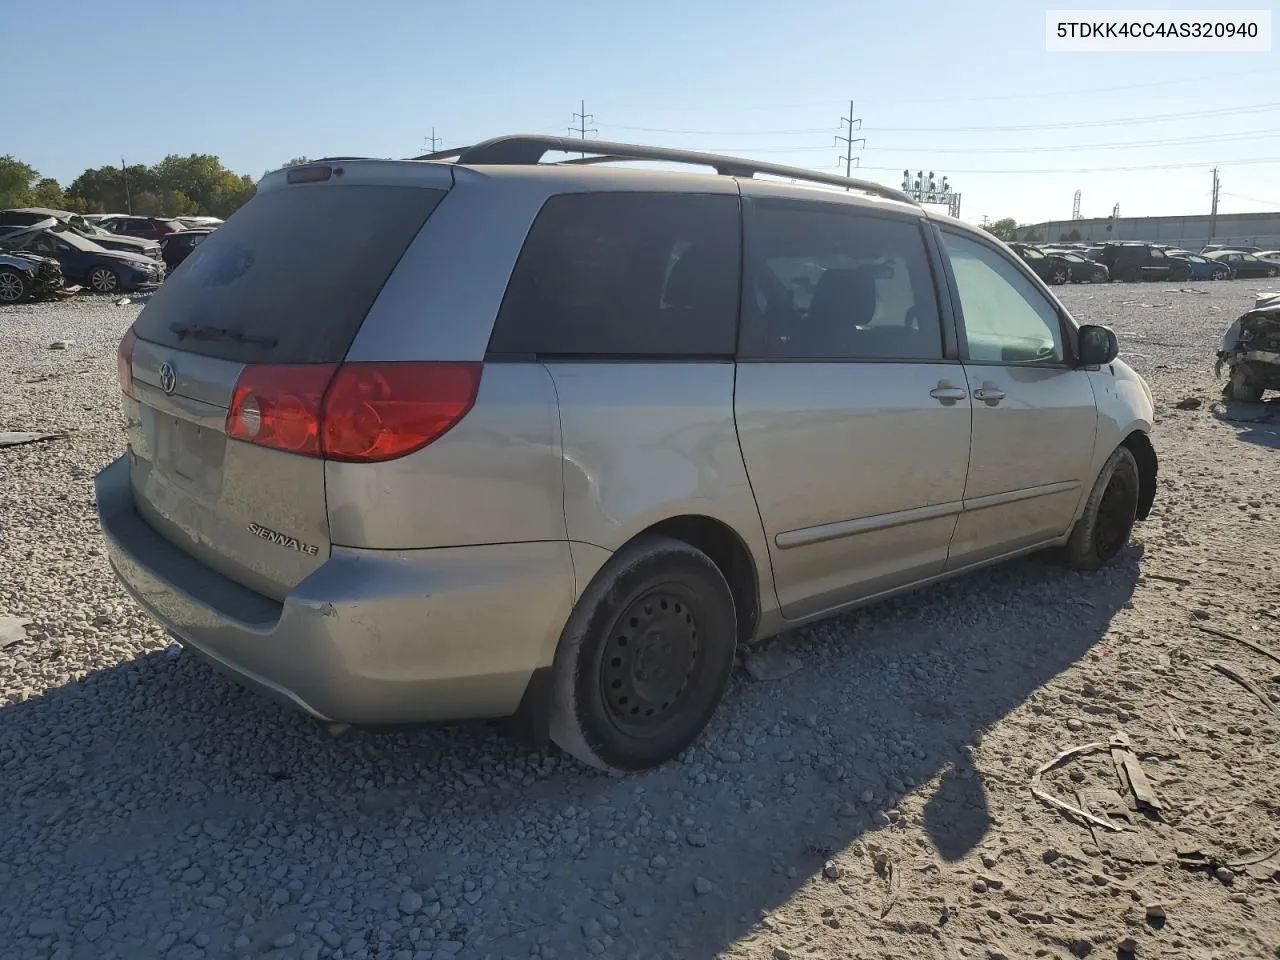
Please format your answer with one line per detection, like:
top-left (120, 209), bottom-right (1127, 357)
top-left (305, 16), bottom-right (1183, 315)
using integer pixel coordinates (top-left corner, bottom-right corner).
top-left (286, 165), bottom-right (333, 184)
top-left (117, 328), bottom-right (136, 398)
top-left (224, 362), bottom-right (482, 462)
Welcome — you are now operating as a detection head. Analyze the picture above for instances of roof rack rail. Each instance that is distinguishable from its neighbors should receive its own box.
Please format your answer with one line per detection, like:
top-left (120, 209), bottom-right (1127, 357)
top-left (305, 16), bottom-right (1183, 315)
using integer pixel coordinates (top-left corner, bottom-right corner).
top-left (412, 134), bottom-right (916, 206)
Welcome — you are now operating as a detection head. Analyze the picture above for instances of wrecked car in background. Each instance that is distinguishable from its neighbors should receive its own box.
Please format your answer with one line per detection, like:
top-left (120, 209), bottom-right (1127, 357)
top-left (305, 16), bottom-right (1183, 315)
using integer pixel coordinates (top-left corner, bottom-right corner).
top-left (0, 250), bottom-right (64, 304)
top-left (1217, 294), bottom-right (1280, 402)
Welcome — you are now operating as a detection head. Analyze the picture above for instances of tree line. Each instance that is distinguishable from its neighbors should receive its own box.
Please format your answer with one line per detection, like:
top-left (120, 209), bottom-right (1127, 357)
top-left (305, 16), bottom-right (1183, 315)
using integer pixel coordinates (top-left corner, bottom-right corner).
top-left (0, 153), bottom-right (268, 219)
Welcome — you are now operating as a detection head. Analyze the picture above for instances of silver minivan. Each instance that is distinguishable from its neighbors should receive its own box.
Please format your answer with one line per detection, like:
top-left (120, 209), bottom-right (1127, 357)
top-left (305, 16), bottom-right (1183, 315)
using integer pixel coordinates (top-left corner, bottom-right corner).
top-left (96, 136), bottom-right (1158, 771)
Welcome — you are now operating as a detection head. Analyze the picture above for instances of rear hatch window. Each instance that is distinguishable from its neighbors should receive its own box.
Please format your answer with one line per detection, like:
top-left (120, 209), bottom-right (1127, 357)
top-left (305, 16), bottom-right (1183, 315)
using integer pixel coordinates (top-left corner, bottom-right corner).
top-left (132, 183), bottom-right (447, 364)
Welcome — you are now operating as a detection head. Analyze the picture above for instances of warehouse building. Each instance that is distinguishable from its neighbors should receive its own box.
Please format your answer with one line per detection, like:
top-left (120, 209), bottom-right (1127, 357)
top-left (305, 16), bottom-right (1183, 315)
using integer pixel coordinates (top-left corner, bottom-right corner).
top-left (1014, 211), bottom-right (1280, 249)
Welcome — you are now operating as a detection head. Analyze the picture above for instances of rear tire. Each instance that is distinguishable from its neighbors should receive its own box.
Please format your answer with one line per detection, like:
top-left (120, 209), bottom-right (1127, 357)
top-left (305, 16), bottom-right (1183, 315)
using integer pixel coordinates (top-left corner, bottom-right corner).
top-left (549, 535), bottom-right (737, 772)
top-left (1049, 266), bottom-right (1069, 285)
top-left (0, 268), bottom-right (29, 303)
top-left (1063, 446), bottom-right (1140, 572)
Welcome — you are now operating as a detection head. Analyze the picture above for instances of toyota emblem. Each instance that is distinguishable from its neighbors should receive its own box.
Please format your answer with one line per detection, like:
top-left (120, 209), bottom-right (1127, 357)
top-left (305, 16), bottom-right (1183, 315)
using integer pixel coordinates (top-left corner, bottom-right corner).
top-left (159, 362), bottom-right (177, 395)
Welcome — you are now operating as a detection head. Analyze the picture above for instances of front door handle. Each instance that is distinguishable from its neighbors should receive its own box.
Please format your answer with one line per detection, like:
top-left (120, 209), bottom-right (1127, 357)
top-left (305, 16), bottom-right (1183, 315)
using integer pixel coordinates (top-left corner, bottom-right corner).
top-left (929, 382), bottom-right (968, 405)
top-left (973, 382), bottom-right (1006, 405)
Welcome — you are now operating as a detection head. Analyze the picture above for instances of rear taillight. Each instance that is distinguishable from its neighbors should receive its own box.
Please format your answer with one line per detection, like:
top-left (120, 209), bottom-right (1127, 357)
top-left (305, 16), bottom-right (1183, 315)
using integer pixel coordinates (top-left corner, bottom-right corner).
top-left (117, 328), bottom-right (136, 398)
top-left (227, 364), bottom-right (338, 457)
top-left (322, 362), bottom-right (482, 462)
top-left (224, 362), bottom-right (482, 462)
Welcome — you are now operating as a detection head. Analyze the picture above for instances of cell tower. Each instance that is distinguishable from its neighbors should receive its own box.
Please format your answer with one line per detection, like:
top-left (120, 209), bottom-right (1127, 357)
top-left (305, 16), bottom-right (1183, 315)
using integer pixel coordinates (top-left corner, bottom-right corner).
top-left (1072, 190), bottom-right (1082, 220)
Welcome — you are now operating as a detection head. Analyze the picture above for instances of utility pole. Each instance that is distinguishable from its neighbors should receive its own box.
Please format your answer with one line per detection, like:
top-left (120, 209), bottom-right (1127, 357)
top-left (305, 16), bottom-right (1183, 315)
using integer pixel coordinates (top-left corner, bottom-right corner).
top-left (834, 99), bottom-right (865, 187)
top-left (422, 127), bottom-right (441, 153)
top-left (568, 100), bottom-right (596, 152)
top-left (121, 156), bottom-right (132, 214)
top-left (1209, 167), bottom-right (1220, 244)
top-left (980, 214), bottom-right (990, 228)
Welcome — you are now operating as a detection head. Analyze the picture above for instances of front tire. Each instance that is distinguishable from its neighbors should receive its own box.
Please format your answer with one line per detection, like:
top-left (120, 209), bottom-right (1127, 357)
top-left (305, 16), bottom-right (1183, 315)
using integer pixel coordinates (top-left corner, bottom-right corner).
top-left (1229, 364), bottom-right (1265, 402)
top-left (88, 266), bottom-right (120, 294)
top-left (1063, 446), bottom-right (1140, 571)
top-left (549, 535), bottom-right (738, 772)
top-left (0, 268), bottom-right (29, 303)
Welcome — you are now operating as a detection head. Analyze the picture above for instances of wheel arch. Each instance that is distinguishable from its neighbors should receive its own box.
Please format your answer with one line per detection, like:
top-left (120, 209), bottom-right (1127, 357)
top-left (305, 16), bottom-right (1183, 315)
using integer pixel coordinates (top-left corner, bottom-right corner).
top-left (1121, 430), bottom-right (1157, 521)
top-left (514, 514), bottom-right (764, 749)
top-left (640, 514), bottom-right (761, 647)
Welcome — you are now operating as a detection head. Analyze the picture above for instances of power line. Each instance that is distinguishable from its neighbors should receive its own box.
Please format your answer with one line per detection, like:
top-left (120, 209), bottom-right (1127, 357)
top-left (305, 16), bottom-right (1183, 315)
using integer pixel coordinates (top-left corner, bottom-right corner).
top-left (863, 102), bottom-right (1280, 133)
top-left (628, 129), bottom-right (1280, 156)
top-left (1222, 190), bottom-right (1280, 206)
top-left (872, 129), bottom-right (1280, 155)
top-left (604, 65), bottom-right (1279, 110)
top-left (595, 101), bottom-right (1280, 137)
top-left (838, 155), bottom-right (1280, 175)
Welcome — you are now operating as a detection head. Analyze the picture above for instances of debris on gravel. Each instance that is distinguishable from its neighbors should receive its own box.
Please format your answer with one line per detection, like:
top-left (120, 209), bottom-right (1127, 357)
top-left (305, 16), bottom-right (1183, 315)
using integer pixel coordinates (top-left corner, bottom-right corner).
top-left (2, 283), bottom-right (1279, 959)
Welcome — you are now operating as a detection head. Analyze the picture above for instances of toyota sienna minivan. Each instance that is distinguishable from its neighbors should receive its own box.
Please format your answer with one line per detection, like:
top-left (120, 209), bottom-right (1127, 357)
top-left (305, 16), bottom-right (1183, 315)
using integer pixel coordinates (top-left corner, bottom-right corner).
top-left (97, 135), bottom-right (1158, 771)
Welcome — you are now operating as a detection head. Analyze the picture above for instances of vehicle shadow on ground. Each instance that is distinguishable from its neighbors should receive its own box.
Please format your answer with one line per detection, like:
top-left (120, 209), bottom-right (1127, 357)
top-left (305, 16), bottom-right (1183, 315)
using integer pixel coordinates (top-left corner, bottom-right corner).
top-left (1215, 398), bottom-right (1280, 450)
top-left (0, 549), bottom-right (1141, 960)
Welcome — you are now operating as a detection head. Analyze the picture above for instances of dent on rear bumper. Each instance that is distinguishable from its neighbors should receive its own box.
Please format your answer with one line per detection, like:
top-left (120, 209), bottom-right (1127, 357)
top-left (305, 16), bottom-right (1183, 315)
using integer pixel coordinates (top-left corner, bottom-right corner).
top-left (95, 456), bottom-right (576, 725)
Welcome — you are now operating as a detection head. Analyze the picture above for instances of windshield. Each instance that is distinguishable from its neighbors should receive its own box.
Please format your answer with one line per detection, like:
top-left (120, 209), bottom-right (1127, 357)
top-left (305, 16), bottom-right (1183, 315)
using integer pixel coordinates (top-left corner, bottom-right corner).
top-left (1021, 248), bottom-right (1044, 260)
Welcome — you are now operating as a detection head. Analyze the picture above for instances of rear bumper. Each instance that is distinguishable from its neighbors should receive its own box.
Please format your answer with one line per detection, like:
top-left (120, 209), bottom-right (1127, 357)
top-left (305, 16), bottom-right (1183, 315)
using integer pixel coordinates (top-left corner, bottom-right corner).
top-left (95, 455), bottom-right (575, 724)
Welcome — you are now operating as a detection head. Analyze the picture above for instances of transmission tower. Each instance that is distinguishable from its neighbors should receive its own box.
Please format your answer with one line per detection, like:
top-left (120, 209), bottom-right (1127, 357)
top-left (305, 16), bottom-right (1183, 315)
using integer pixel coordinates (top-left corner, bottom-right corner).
top-left (570, 100), bottom-right (597, 141)
top-left (834, 100), bottom-right (865, 186)
top-left (422, 127), bottom-right (442, 153)
top-left (1072, 190), bottom-right (1081, 220)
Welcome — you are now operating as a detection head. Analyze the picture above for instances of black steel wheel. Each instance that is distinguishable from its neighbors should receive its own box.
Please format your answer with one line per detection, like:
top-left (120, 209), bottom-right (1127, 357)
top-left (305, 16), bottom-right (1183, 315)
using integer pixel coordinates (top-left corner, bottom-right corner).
top-left (549, 535), bottom-right (738, 771)
top-left (600, 586), bottom-right (703, 737)
top-left (0, 268), bottom-right (29, 304)
top-left (1063, 446), bottom-right (1140, 571)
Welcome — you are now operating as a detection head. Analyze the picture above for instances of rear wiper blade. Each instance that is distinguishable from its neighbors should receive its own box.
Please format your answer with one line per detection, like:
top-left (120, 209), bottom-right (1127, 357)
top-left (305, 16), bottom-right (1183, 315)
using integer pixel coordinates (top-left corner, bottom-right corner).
top-left (168, 323), bottom-right (277, 348)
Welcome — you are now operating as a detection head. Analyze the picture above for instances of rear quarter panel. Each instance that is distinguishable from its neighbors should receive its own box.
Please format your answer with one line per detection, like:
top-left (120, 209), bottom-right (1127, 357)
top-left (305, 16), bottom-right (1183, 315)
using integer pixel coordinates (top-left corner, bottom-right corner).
top-left (548, 362), bottom-right (776, 623)
top-left (325, 364), bottom-right (567, 549)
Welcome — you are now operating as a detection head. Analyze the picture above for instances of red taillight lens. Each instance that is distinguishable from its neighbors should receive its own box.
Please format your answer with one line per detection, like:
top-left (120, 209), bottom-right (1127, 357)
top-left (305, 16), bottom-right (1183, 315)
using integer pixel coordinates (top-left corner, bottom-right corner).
top-left (226, 364), bottom-right (338, 456)
top-left (321, 362), bottom-right (482, 462)
top-left (224, 362), bottom-right (482, 462)
top-left (117, 328), bottom-right (136, 398)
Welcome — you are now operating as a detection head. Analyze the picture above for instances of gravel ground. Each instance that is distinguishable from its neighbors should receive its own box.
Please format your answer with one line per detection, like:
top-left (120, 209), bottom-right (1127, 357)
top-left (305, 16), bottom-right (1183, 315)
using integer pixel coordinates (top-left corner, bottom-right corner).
top-left (1, 281), bottom-right (1278, 960)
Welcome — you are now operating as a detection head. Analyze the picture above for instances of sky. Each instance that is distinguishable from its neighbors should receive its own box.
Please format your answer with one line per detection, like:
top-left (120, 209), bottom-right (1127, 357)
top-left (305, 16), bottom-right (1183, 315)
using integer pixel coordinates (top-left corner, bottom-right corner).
top-left (7, 0), bottom-right (1280, 226)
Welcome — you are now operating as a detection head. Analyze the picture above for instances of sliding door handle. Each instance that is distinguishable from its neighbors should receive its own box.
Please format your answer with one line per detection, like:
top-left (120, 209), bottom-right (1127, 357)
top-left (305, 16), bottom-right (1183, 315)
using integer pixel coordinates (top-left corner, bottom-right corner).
top-left (929, 385), bottom-right (968, 405)
top-left (973, 386), bottom-right (1006, 405)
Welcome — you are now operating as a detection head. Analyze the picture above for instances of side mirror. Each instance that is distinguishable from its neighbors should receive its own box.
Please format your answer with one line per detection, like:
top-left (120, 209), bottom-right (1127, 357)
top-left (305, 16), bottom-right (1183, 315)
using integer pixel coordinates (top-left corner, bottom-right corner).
top-left (1077, 324), bottom-right (1119, 366)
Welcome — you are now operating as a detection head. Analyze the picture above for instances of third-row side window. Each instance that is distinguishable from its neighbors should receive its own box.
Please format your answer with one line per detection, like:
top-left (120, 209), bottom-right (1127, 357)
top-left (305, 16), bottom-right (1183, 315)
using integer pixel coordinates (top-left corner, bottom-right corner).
top-left (489, 192), bottom-right (741, 357)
